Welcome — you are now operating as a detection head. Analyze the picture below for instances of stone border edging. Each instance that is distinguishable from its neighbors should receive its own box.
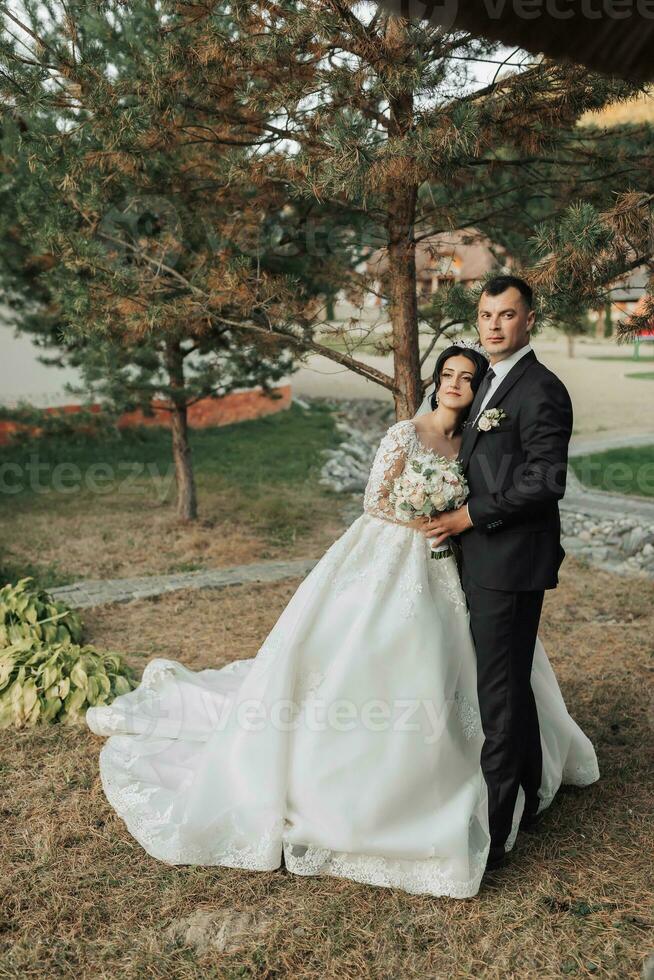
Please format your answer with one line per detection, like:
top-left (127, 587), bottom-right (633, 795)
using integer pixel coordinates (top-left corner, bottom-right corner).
top-left (51, 558), bottom-right (318, 610)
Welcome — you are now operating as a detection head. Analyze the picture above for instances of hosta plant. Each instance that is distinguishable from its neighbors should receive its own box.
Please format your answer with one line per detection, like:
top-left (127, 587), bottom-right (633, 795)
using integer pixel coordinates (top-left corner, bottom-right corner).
top-left (0, 640), bottom-right (137, 728)
top-left (0, 578), bottom-right (137, 728)
top-left (0, 577), bottom-right (83, 647)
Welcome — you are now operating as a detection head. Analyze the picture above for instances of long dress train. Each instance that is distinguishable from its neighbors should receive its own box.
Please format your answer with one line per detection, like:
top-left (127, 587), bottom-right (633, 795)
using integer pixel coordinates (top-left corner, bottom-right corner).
top-left (86, 420), bottom-right (599, 898)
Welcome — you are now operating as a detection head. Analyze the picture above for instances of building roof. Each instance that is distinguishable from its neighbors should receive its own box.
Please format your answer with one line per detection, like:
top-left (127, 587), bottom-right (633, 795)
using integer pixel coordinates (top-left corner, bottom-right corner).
top-left (376, 1), bottom-right (654, 84)
top-left (366, 227), bottom-right (508, 281)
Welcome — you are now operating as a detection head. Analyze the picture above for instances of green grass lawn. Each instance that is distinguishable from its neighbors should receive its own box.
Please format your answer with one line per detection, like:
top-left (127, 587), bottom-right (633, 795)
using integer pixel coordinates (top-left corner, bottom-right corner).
top-left (625, 371), bottom-right (654, 380)
top-left (571, 445), bottom-right (654, 498)
top-left (0, 403), bottom-right (345, 589)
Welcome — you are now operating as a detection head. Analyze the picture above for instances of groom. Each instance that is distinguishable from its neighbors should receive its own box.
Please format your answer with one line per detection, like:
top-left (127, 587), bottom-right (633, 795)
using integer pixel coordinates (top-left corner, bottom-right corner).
top-left (425, 274), bottom-right (573, 873)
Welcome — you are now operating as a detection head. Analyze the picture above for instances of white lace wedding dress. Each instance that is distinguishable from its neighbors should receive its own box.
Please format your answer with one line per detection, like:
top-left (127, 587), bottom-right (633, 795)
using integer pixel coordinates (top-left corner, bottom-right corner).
top-left (86, 420), bottom-right (599, 898)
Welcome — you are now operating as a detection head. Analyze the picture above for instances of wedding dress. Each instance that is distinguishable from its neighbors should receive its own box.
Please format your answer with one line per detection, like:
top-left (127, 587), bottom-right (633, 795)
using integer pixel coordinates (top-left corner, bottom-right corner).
top-left (86, 419), bottom-right (599, 899)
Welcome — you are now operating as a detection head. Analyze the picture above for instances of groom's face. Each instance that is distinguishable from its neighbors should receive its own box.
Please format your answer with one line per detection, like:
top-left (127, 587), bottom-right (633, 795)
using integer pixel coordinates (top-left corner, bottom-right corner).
top-left (477, 287), bottom-right (535, 360)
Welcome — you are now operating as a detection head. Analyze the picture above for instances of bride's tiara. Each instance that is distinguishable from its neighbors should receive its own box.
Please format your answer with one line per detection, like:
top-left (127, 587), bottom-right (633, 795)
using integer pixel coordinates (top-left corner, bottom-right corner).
top-left (449, 338), bottom-right (491, 360)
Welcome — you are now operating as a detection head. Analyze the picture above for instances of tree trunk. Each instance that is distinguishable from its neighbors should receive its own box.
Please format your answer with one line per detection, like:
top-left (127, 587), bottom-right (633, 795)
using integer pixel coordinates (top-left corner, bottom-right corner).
top-left (567, 334), bottom-right (575, 358)
top-left (164, 338), bottom-right (198, 521)
top-left (386, 90), bottom-right (422, 421)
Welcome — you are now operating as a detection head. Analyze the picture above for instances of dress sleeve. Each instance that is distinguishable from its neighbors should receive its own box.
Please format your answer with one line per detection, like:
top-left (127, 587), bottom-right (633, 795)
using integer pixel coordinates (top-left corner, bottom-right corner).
top-left (363, 421), bottom-right (415, 523)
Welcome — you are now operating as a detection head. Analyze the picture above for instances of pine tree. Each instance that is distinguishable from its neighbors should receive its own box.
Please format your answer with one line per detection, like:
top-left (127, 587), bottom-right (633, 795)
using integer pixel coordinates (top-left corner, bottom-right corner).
top-left (1, 2), bottom-right (652, 429)
top-left (0, 1), bottom-right (347, 518)
top-left (229, 4), bottom-right (653, 412)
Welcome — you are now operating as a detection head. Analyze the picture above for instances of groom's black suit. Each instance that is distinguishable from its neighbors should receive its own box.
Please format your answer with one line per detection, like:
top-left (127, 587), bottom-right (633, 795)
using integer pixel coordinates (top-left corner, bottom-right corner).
top-left (456, 347), bottom-right (573, 861)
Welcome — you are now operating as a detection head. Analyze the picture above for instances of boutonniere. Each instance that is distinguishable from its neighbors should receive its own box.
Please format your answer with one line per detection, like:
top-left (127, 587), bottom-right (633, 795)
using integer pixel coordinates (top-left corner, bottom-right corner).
top-left (476, 408), bottom-right (509, 432)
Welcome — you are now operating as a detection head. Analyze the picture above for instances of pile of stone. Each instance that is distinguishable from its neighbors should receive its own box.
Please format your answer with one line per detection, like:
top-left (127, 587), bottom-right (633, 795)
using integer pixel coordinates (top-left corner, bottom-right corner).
top-left (296, 394), bottom-right (654, 580)
top-left (561, 512), bottom-right (654, 579)
top-left (294, 395), bottom-right (394, 495)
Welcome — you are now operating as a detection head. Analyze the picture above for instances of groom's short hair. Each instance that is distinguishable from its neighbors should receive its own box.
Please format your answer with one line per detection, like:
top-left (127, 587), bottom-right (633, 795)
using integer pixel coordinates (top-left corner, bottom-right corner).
top-left (481, 275), bottom-right (533, 310)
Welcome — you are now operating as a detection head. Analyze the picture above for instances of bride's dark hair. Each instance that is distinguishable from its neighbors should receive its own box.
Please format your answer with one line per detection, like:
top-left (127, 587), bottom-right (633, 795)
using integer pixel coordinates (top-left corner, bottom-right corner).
top-left (429, 345), bottom-right (489, 430)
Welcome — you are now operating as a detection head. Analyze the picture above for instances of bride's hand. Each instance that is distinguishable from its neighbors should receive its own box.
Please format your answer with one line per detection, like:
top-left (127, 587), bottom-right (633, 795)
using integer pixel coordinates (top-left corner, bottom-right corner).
top-left (407, 515), bottom-right (434, 534)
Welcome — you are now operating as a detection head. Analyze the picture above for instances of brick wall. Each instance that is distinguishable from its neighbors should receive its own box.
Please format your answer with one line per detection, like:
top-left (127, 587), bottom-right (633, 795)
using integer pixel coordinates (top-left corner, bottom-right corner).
top-left (0, 385), bottom-right (292, 446)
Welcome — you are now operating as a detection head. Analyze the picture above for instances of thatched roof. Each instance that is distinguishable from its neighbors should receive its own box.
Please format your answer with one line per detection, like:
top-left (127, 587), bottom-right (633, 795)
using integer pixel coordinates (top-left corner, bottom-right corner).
top-left (377, 1), bottom-right (654, 83)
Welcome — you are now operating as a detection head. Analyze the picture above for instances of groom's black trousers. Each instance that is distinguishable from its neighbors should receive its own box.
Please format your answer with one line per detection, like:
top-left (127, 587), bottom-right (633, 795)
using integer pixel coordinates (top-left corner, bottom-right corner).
top-left (461, 563), bottom-right (544, 858)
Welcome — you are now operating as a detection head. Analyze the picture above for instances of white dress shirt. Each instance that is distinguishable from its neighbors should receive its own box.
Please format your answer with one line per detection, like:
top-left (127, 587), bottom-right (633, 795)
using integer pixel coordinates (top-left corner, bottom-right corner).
top-left (466, 341), bottom-right (533, 527)
top-left (470, 342), bottom-right (533, 427)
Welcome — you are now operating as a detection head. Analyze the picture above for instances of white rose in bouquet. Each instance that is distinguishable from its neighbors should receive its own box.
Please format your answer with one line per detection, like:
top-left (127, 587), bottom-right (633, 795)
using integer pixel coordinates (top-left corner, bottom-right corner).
top-left (388, 452), bottom-right (469, 552)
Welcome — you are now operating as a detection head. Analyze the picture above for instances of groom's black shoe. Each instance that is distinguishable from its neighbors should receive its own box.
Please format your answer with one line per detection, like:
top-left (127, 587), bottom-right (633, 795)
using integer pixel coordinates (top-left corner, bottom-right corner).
top-left (518, 809), bottom-right (544, 835)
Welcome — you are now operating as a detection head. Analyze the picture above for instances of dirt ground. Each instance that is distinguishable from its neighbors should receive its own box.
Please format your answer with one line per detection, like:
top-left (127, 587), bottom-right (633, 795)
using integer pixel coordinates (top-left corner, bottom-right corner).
top-left (1, 557), bottom-right (652, 979)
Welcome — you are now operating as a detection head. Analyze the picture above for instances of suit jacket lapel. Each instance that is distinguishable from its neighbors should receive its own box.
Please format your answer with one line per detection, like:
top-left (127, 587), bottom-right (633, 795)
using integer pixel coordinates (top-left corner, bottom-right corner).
top-left (459, 349), bottom-right (537, 471)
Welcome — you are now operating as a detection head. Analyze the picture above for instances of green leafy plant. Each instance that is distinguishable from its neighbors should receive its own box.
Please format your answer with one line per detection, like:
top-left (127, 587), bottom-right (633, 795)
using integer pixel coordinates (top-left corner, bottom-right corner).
top-left (0, 577), bottom-right (83, 647)
top-left (0, 641), bottom-right (136, 728)
top-left (0, 578), bottom-right (137, 728)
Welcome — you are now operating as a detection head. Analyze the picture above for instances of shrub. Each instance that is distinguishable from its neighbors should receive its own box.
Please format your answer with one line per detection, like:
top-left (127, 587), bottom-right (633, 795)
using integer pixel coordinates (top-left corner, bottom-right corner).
top-left (0, 577), bottom-right (83, 647)
top-left (0, 578), bottom-right (137, 728)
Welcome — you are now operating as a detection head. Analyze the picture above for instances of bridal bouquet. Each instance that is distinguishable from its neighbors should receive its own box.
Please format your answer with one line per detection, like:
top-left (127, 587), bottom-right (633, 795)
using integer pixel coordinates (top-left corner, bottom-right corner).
top-left (389, 453), bottom-right (468, 551)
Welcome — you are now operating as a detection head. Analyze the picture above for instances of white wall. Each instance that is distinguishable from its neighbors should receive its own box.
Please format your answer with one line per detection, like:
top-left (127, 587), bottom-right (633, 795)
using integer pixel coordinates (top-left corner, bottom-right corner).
top-left (0, 318), bottom-right (85, 408)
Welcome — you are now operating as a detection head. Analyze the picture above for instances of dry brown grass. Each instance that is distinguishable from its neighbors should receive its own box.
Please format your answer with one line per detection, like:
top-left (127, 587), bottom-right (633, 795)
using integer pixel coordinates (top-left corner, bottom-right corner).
top-left (4, 491), bottom-right (344, 583)
top-left (1, 559), bottom-right (652, 979)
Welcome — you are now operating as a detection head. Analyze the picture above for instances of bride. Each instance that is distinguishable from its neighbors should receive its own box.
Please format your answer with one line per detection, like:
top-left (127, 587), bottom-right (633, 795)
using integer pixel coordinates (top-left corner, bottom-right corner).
top-left (86, 342), bottom-right (599, 899)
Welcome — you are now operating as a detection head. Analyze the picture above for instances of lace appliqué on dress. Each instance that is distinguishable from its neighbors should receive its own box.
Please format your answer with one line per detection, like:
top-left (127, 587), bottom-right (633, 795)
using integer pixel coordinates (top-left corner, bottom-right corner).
top-left (293, 668), bottom-right (328, 709)
top-left (454, 690), bottom-right (481, 740)
top-left (282, 839), bottom-right (487, 899)
top-left (427, 557), bottom-right (468, 611)
top-left (363, 420), bottom-right (418, 522)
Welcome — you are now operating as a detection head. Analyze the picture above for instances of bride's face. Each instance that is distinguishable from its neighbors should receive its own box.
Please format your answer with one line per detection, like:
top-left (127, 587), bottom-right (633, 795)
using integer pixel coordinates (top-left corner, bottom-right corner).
top-left (437, 356), bottom-right (476, 411)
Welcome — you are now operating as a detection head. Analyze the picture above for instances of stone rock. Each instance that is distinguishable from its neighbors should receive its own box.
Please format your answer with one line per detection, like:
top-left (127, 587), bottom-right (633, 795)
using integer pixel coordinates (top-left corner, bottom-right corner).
top-left (311, 395), bottom-right (393, 497)
top-left (622, 527), bottom-right (653, 556)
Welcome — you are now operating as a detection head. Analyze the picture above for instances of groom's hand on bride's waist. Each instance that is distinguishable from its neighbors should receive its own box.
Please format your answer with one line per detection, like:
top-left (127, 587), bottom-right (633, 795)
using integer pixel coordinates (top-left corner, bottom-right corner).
top-left (424, 506), bottom-right (473, 546)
